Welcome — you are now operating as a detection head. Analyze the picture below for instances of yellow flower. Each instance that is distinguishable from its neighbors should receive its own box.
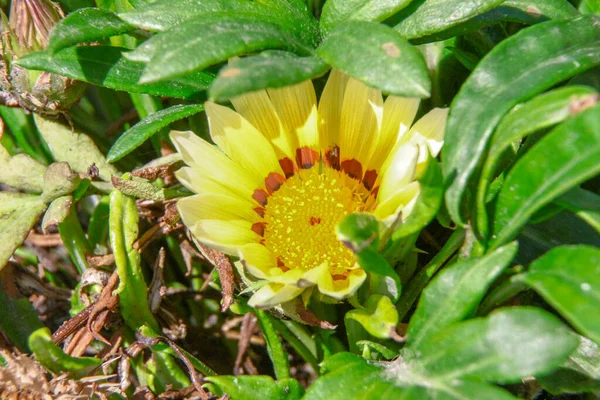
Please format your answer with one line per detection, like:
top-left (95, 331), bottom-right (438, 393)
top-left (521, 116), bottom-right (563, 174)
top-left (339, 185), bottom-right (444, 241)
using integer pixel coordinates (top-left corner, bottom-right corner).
top-left (171, 70), bottom-right (448, 308)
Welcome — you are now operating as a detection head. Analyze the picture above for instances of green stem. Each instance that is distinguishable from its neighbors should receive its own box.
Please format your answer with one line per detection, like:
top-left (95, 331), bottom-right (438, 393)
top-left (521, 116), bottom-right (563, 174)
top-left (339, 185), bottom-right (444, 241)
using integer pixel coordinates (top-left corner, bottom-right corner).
top-left (255, 309), bottom-right (290, 380)
top-left (396, 229), bottom-right (465, 320)
top-left (271, 318), bottom-right (319, 373)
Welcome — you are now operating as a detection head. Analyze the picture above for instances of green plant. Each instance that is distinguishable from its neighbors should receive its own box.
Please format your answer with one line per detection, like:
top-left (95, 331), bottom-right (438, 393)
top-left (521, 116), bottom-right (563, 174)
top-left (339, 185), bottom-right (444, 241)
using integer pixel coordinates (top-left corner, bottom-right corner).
top-left (1, 0), bottom-right (599, 399)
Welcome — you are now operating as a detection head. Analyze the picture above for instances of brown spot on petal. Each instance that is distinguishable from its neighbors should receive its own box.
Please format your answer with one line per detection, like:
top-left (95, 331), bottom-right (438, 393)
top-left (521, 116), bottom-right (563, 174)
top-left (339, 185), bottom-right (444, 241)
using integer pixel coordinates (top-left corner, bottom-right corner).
top-left (325, 145), bottom-right (340, 170)
top-left (253, 207), bottom-right (265, 218)
top-left (341, 158), bottom-right (363, 181)
top-left (277, 258), bottom-right (290, 272)
top-left (279, 157), bottom-right (296, 178)
top-left (309, 216), bottom-right (321, 226)
top-left (363, 169), bottom-right (378, 191)
top-left (251, 222), bottom-right (266, 236)
top-left (332, 270), bottom-right (350, 281)
top-left (252, 189), bottom-right (268, 206)
top-left (371, 186), bottom-right (380, 199)
top-left (296, 146), bottom-right (319, 169)
top-left (265, 172), bottom-right (285, 195)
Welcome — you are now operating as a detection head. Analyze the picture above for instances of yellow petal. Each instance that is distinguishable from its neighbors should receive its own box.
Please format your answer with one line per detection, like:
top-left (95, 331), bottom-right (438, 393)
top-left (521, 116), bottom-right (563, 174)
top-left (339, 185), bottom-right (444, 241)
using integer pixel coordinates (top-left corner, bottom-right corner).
top-left (339, 78), bottom-right (384, 172)
top-left (170, 130), bottom-right (258, 198)
top-left (378, 144), bottom-right (419, 201)
top-left (205, 101), bottom-right (283, 182)
top-left (405, 108), bottom-right (449, 158)
top-left (373, 181), bottom-right (421, 220)
top-left (191, 219), bottom-right (260, 256)
top-left (267, 81), bottom-right (319, 150)
top-left (368, 96), bottom-right (420, 172)
top-left (231, 90), bottom-right (297, 159)
top-left (317, 268), bottom-right (367, 300)
top-left (177, 193), bottom-right (259, 228)
top-left (318, 69), bottom-right (350, 151)
top-left (239, 243), bottom-right (276, 280)
top-left (175, 166), bottom-right (237, 197)
top-left (248, 283), bottom-right (304, 308)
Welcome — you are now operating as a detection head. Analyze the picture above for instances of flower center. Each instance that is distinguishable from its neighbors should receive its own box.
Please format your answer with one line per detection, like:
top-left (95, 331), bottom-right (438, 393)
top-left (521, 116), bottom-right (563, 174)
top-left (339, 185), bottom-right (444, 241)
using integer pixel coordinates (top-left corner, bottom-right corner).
top-left (263, 166), bottom-right (370, 274)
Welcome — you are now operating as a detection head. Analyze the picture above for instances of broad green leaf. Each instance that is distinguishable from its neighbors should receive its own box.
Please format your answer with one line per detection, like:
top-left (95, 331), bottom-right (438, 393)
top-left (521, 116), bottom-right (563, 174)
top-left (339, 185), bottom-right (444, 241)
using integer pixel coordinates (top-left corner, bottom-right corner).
top-left (392, 0), bottom-right (505, 41)
top-left (48, 8), bottom-right (134, 54)
top-left (110, 186), bottom-right (160, 332)
top-left (317, 21), bottom-right (430, 98)
top-left (406, 242), bottom-right (518, 350)
top-left (556, 187), bottom-right (600, 234)
top-left (476, 86), bottom-right (599, 239)
top-left (320, 0), bottom-right (412, 36)
top-left (34, 115), bottom-right (119, 182)
top-left (29, 328), bottom-right (101, 378)
top-left (206, 376), bottom-right (304, 400)
top-left (491, 106), bottom-right (600, 247)
top-left (519, 245), bottom-right (600, 344)
top-left (209, 51), bottom-right (328, 102)
top-left (390, 157), bottom-right (443, 240)
top-left (416, 307), bottom-right (578, 383)
top-left (346, 295), bottom-right (399, 339)
top-left (0, 282), bottom-right (45, 352)
top-left (580, 0), bottom-right (600, 14)
top-left (538, 336), bottom-right (600, 394)
top-left (0, 193), bottom-right (46, 269)
top-left (305, 352), bottom-right (518, 400)
top-left (443, 15), bottom-right (600, 227)
top-left (0, 106), bottom-right (51, 164)
top-left (118, 0), bottom-right (319, 47)
top-left (0, 148), bottom-right (46, 192)
top-left (17, 46), bottom-right (214, 99)
top-left (107, 104), bottom-right (204, 162)
top-left (135, 13), bottom-right (313, 83)
top-left (398, 0), bottom-right (578, 44)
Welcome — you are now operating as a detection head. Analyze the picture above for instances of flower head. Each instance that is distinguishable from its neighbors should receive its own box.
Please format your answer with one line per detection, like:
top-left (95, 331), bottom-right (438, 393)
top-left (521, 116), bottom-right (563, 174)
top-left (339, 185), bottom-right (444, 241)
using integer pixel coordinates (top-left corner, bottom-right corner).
top-left (172, 70), bottom-right (448, 308)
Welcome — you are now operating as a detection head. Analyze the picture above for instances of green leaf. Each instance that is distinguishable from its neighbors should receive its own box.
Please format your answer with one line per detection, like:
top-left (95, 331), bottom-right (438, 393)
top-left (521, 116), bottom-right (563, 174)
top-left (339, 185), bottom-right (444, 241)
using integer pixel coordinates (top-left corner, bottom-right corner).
top-left (320, 0), bottom-right (412, 36)
top-left (17, 46), bottom-right (214, 99)
top-left (135, 12), bottom-right (313, 84)
top-left (255, 309), bottom-right (290, 380)
top-left (305, 352), bottom-right (518, 400)
top-left (443, 15), bottom-right (600, 227)
top-left (317, 21), bottom-right (430, 98)
top-left (337, 213), bottom-right (401, 300)
top-left (393, 0), bottom-right (506, 41)
top-left (398, 0), bottom-right (578, 44)
top-left (110, 186), bottom-right (160, 332)
top-left (406, 242), bottom-right (518, 350)
top-left (538, 335), bottom-right (600, 394)
top-left (519, 245), bottom-right (600, 344)
top-left (107, 104), bottom-right (204, 162)
top-left (41, 162), bottom-right (81, 203)
top-left (476, 86), bottom-right (599, 239)
top-left (0, 193), bottom-right (47, 270)
top-left (206, 376), bottom-right (304, 400)
top-left (34, 115), bottom-right (119, 182)
top-left (416, 307), bottom-right (579, 383)
top-left (48, 7), bottom-right (134, 54)
top-left (556, 187), bottom-right (600, 234)
top-left (118, 0), bottom-right (320, 48)
top-left (209, 51), bottom-right (328, 102)
top-left (346, 295), bottom-right (399, 339)
top-left (491, 106), bottom-right (600, 247)
top-left (357, 340), bottom-right (398, 360)
top-left (58, 207), bottom-right (92, 274)
top-left (42, 195), bottom-right (73, 233)
top-left (29, 328), bottom-right (101, 378)
top-left (0, 149), bottom-right (46, 193)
